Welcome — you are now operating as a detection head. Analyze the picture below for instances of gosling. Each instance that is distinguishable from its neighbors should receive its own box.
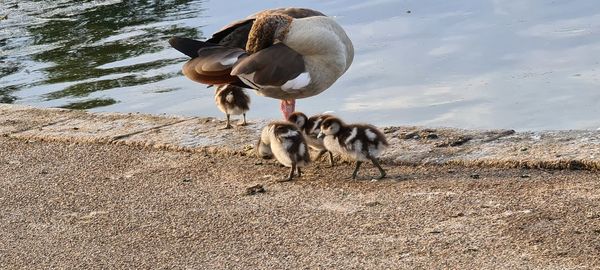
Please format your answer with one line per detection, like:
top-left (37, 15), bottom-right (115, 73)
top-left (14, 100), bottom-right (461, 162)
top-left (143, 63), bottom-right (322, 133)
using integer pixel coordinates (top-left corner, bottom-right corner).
top-left (318, 117), bottom-right (388, 179)
top-left (215, 84), bottom-right (250, 129)
top-left (287, 112), bottom-right (335, 166)
top-left (256, 122), bottom-right (310, 181)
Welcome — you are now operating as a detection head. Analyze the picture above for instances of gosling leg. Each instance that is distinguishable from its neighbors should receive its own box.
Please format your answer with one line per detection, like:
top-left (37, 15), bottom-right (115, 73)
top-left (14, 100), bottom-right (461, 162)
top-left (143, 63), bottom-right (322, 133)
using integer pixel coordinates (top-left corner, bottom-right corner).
top-left (352, 161), bottom-right (363, 179)
top-left (314, 149), bottom-right (327, 161)
top-left (328, 151), bottom-right (335, 167)
top-left (222, 114), bottom-right (232, 129)
top-left (238, 113), bottom-right (247, 126)
top-left (281, 161), bottom-right (296, 182)
top-left (370, 157), bottom-right (386, 179)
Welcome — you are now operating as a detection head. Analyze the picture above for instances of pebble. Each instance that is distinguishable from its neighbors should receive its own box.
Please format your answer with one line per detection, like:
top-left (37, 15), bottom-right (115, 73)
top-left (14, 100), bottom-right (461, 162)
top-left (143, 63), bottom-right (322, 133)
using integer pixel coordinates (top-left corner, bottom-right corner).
top-left (364, 201), bottom-right (382, 207)
top-left (245, 184), bottom-right (265, 195)
top-left (450, 212), bottom-right (464, 218)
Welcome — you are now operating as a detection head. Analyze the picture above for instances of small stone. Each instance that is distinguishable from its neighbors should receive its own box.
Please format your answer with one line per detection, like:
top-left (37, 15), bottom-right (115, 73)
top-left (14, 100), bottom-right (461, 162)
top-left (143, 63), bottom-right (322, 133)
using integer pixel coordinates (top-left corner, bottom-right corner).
top-left (470, 173), bottom-right (480, 179)
top-left (447, 169), bottom-right (456, 174)
top-left (520, 174), bottom-right (531, 178)
top-left (383, 127), bottom-right (398, 134)
top-left (426, 133), bottom-right (439, 139)
top-left (245, 184), bottom-right (265, 195)
top-left (450, 136), bottom-right (472, 146)
top-left (586, 212), bottom-right (599, 219)
top-left (401, 131), bottom-right (419, 139)
top-left (365, 201), bottom-right (382, 207)
top-left (520, 147), bottom-right (528, 151)
top-left (182, 178), bottom-right (192, 183)
top-left (556, 251), bottom-right (568, 256)
top-left (254, 161), bottom-right (264, 165)
top-left (450, 212), bottom-right (464, 218)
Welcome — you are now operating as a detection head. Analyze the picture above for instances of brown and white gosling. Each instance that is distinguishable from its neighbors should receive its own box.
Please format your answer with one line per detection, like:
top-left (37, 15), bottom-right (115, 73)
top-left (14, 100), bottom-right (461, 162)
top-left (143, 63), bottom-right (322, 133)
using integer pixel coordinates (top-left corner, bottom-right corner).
top-left (287, 112), bottom-right (335, 166)
top-left (215, 84), bottom-right (250, 129)
top-left (256, 122), bottom-right (310, 181)
top-left (318, 117), bottom-right (388, 179)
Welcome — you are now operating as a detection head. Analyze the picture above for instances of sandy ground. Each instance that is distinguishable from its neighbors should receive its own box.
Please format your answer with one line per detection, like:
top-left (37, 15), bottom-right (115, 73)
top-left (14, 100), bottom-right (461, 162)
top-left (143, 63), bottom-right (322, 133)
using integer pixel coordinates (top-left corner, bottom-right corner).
top-left (0, 137), bottom-right (599, 269)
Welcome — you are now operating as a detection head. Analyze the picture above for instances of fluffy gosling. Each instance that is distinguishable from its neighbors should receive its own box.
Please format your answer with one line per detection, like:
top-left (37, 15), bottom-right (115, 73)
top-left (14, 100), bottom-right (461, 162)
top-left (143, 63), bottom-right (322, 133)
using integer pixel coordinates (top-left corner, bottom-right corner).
top-left (257, 122), bottom-right (310, 181)
top-left (215, 84), bottom-right (250, 129)
top-left (287, 112), bottom-right (335, 166)
top-left (318, 117), bottom-right (388, 179)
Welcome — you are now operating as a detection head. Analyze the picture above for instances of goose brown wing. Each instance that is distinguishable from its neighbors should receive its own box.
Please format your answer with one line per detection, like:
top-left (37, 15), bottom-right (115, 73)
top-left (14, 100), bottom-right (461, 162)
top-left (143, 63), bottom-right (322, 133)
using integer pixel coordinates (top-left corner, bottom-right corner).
top-left (231, 43), bottom-right (304, 87)
top-left (181, 46), bottom-right (247, 85)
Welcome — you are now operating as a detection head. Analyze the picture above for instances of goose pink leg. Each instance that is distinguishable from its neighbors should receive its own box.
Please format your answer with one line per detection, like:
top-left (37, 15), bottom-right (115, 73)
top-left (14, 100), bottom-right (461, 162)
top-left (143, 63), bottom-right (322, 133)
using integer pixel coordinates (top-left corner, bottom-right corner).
top-left (280, 99), bottom-right (296, 119)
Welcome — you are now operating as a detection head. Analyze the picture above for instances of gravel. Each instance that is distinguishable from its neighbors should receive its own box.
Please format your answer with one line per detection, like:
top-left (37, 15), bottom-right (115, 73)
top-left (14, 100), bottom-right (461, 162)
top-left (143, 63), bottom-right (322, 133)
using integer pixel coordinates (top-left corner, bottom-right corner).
top-left (1, 137), bottom-right (599, 269)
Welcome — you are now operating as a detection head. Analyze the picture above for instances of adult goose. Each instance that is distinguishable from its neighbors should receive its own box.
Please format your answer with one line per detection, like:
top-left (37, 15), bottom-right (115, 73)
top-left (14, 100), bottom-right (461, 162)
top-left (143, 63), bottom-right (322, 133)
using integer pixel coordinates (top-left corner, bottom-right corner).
top-left (169, 7), bottom-right (354, 119)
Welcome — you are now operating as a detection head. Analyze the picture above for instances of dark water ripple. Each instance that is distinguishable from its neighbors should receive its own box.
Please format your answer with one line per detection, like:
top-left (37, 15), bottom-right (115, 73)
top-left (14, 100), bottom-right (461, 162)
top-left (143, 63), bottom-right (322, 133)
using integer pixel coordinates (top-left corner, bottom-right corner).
top-left (1, 0), bottom-right (203, 109)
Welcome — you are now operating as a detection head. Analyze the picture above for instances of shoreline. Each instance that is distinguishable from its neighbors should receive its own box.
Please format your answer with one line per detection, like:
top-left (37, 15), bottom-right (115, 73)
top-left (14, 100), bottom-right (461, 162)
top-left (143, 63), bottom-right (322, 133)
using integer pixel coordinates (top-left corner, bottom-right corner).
top-left (1, 104), bottom-right (598, 171)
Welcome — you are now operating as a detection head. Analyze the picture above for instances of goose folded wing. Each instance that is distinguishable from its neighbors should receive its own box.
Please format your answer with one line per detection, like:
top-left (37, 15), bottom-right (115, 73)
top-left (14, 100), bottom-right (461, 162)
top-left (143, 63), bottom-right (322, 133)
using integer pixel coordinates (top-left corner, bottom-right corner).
top-left (195, 46), bottom-right (247, 72)
top-left (231, 43), bottom-right (305, 88)
top-left (180, 46), bottom-right (247, 85)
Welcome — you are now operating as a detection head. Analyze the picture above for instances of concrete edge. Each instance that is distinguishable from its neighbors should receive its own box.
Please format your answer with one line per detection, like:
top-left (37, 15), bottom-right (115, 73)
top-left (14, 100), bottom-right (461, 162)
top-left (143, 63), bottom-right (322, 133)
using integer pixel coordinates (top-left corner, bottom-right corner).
top-left (1, 104), bottom-right (599, 171)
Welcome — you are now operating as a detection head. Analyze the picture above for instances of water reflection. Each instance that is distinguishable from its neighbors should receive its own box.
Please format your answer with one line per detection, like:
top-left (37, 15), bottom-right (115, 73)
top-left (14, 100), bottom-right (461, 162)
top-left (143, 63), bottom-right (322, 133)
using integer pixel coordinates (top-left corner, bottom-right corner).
top-left (0, 0), bottom-right (202, 109)
top-left (1, 0), bottom-right (599, 130)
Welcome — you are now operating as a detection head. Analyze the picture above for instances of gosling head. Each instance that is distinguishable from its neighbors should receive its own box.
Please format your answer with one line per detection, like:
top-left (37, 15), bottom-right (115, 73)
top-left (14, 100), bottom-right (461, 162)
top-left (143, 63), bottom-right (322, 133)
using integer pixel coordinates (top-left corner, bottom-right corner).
top-left (287, 112), bottom-right (308, 130)
top-left (307, 114), bottom-right (335, 136)
top-left (272, 122), bottom-right (301, 140)
top-left (318, 117), bottom-right (344, 139)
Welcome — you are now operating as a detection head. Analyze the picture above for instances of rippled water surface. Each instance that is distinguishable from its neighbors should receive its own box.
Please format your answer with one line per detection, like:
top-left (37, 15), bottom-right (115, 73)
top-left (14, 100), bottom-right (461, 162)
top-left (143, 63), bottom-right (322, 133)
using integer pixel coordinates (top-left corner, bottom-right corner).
top-left (1, 0), bottom-right (599, 130)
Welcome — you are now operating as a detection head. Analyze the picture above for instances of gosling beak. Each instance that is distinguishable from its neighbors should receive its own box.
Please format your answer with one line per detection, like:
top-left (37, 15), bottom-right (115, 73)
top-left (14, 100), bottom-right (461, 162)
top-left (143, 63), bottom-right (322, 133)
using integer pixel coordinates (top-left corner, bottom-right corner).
top-left (317, 132), bottom-right (325, 139)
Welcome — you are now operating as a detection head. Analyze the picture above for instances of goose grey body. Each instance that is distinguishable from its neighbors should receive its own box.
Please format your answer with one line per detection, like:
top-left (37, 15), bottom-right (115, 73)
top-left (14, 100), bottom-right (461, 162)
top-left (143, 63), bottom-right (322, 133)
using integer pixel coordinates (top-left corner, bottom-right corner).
top-left (318, 117), bottom-right (388, 179)
top-left (256, 121), bottom-right (310, 181)
top-left (169, 8), bottom-right (354, 119)
top-left (215, 84), bottom-right (250, 129)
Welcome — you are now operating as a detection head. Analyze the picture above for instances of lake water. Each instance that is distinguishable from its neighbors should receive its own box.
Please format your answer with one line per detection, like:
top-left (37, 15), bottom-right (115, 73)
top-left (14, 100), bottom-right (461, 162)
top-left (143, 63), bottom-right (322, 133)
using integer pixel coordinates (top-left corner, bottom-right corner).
top-left (1, 0), bottom-right (599, 130)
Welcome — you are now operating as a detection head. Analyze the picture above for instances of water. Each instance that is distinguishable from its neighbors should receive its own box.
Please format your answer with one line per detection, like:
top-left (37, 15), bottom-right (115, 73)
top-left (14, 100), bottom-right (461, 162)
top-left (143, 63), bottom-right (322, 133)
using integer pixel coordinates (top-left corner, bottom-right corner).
top-left (1, 0), bottom-right (599, 130)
